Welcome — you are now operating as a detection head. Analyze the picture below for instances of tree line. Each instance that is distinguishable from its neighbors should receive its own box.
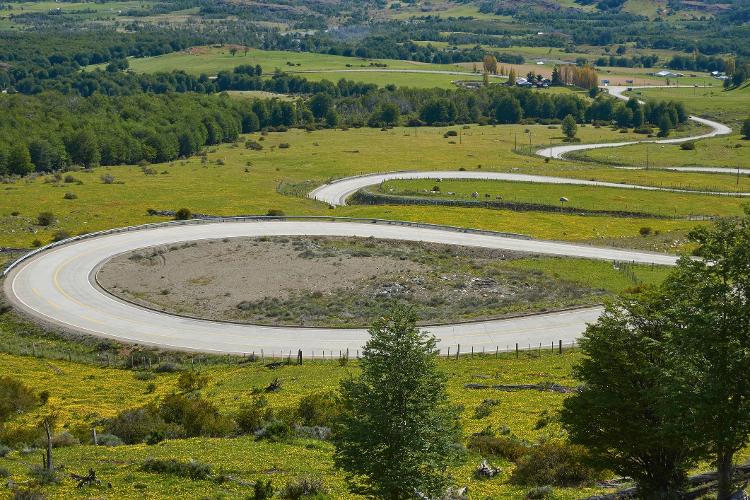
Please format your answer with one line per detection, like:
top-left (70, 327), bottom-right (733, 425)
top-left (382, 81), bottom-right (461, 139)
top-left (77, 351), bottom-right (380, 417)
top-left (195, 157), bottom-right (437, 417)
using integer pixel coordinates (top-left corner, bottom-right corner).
top-left (0, 80), bottom-right (691, 177)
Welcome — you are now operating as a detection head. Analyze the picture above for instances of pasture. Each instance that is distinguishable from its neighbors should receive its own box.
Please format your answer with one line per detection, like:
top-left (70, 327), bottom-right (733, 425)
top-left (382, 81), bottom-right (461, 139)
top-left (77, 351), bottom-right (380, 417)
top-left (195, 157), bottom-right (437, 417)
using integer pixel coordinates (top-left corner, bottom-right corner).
top-left (0, 124), bottom-right (718, 249)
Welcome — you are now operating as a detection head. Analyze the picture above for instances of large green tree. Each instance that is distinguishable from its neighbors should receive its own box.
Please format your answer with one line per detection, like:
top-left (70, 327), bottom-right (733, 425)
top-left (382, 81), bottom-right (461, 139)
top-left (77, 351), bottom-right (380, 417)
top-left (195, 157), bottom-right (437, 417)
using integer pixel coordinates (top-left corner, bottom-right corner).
top-left (561, 293), bottom-right (702, 498)
top-left (333, 307), bottom-right (461, 499)
top-left (663, 210), bottom-right (750, 499)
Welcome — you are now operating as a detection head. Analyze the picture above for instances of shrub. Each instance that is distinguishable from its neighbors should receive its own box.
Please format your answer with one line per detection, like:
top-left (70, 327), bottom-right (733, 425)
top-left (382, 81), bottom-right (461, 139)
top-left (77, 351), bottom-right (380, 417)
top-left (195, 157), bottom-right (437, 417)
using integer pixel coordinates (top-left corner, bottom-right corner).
top-left (0, 466), bottom-right (9, 478)
top-left (63, 174), bottom-right (78, 183)
top-left (525, 486), bottom-right (553, 499)
top-left (96, 433), bottom-right (123, 446)
top-left (279, 143), bottom-right (290, 149)
top-left (51, 230), bottom-right (70, 242)
top-left (680, 141), bottom-right (696, 150)
top-left (36, 212), bottom-right (56, 226)
top-left (12, 488), bottom-right (47, 500)
top-left (237, 396), bottom-right (272, 433)
top-left (50, 431), bottom-right (78, 448)
top-left (279, 476), bottom-right (327, 499)
top-left (639, 226), bottom-right (652, 236)
top-left (177, 371), bottom-right (209, 392)
top-left (0, 444), bottom-right (11, 457)
top-left (254, 418), bottom-right (292, 441)
top-left (154, 362), bottom-right (179, 373)
top-left (141, 458), bottom-right (212, 480)
top-left (297, 392), bottom-right (341, 427)
top-left (63, 192), bottom-right (77, 200)
top-left (254, 479), bottom-right (274, 500)
top-left (134, 371), bottom-right (155, 381)
top-left (0, 376), bottom-right (37, 422)
top-left (29, 465), bottom-right (61, 485)
top-left (100, 174), bottom-right (115, 184)
top-left (31, 239), bottom-right (43, 248)
top-left (510, 440), bottom-right (599, 486)
top-left (38, 391), bottom-right (49, 405)
top-left (444, 130), bottom-right (458, 137)
top-left (105, 406), bottom-right (167, 444)
top-left (174, 208), bottom-right (192, 220)
top-left (473, 399), bottom-right (499, 419)
top-left (159, 393), bottom-right (235, 437)
top-left (266, 209), bottom-right (286, 216)
top-left (467, 430), bottom-right (529, 461)
top-left (246, 140), bottom-right (263, 151)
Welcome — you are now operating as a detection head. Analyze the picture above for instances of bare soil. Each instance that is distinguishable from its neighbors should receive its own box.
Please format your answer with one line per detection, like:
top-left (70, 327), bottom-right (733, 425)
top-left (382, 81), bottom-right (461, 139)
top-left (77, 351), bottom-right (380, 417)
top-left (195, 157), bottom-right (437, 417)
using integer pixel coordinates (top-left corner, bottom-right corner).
top-left (97, 236), bottom-right (604, 327)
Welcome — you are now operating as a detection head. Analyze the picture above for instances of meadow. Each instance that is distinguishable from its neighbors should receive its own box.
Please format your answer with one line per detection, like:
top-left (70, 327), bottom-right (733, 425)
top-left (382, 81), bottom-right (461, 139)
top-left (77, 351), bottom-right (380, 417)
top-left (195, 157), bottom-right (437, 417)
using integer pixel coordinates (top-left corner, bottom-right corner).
top-left (375, 178), bottom-right (749, 218)
top-left (627, 83), bottom-right (750, 124)
top-left (0, 348), bottom-right (609, 499)
top-left (0, 124), bottom-right (721, 250)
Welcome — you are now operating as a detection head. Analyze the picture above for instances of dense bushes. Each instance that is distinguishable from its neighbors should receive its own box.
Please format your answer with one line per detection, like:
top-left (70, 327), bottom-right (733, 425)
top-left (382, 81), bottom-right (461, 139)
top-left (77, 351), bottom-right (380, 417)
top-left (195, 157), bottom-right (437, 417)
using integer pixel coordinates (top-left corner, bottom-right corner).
top-left (0, 377), bottom-right (37, 423)
top-left (141, 458), bottom-right (212, 480)
top-left (510, 440), bottom-right (600, 487)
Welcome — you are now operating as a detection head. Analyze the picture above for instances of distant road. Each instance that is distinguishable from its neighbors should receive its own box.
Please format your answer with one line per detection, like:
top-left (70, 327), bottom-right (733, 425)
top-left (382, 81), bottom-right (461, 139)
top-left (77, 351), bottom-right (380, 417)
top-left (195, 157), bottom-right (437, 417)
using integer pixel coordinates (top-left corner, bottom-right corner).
top-left (536, 85), bottom-right (732, 160)
top-left (5, 220), bottom-right (678, 355)
top-left (309, 170), bottom-right (750, 207)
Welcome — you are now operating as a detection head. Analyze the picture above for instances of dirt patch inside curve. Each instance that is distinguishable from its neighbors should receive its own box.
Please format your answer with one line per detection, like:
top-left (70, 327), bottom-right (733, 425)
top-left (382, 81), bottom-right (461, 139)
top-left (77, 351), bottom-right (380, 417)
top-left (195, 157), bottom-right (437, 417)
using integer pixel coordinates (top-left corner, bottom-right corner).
top-left (97, 236), bottom-right (604, 327)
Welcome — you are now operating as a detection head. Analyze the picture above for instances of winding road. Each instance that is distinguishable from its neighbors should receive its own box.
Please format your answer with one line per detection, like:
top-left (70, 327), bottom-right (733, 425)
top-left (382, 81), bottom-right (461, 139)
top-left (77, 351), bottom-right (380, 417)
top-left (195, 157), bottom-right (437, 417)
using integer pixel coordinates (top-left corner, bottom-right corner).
top-left (3, 85), bottom-right (738, 355)
top-left (537, 86), bottom-right (733, 160)
top-left (4, 219), bottom-right (677, 355)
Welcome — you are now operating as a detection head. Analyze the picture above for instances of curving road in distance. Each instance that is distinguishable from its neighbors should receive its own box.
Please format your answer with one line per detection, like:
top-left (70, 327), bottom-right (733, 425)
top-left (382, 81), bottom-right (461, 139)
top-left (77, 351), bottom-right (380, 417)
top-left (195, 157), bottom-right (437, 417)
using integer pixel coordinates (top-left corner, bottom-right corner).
top-left (4, 220), bottom-right (678, 355)
top-left (537, 85), bottom-right (733, 160)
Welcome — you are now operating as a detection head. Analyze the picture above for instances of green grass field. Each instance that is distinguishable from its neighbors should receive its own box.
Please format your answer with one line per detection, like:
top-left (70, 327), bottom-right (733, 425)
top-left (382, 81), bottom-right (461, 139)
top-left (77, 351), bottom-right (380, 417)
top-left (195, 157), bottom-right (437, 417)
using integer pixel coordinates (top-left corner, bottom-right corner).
top-left (0, 348), bottom-right (609, 499)
top-left (0, 124), bottom-right (721, 249)
top-left (376, 178), bottom-right (749, 218)
top-left (122, 46), bottom-right (465, 76)
top-left (0, 0), bottom-right (146, 28)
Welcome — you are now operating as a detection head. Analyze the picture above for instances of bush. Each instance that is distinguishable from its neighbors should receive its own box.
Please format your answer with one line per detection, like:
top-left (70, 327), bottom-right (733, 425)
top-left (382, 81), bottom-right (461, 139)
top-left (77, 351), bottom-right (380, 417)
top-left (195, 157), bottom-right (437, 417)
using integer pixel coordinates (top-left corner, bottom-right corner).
top-left (0, 444), bottom-right (11, 457)
top-left (100, 173), bottom-right (115, 184)
top-left (473, 399), bottom-right (498, 419)
top-left (237, 396), bottom-right (272, 433)
top-left (38, 391), bottom-right (49, 405)
top-left (467, 429), bottom-right (529, 461)
top-left (96, 433), bottom-right (123, 446)
top-left (297, 392), bottom-right (341, 427)
top-left (444, 130), bottom-right (458, 137)
top-left (255, 418), bottom-right (292, 441)
top-left (159, 393), bottom-right (235, 437)
top-left (280, 476), bottom-right (327, 499)
top-left (63, 192), bottom-right (77, 200)
top-left (680, 141), bottom-right (696, 150)
top-left (254, 479), bottom-right (274, 499)
top-left (639, 226), bottom-right (652, 236)
top-left (176, 371), bottom-right (209, 392)
top-left (105, 406), bottom-right (167, 444)
top-left (36, 212), bottom-right (56, 227)
top-left (154, 362), bottom-right (179, 373)
top-left (141, 458), bottom-right (212, 480)
top-left (174, 208), bottom-right (192, 220)
top-left (525, 486), bottom-right (553, 499)
top-left (510, 440), bottom-right (599, 487)
top-left (0, 466), bottom-right (9, 478)
top-left (134, 371), bottom-right (155, 381)
top-left (279, 143), bottom-right (290, 149)
top-left (51, 230), bottom-right (70, 242)
top-left (246, 140), bottom-right (263, 151)
top-left (0, 376), bottom-right (37, 422)
top-left (266, 209), bottom-right (286, 217)
top-left (29, 465), bottom-right (61, 485)
top-left (50, 431), bottom-right (78, 448)
top-left (12, 488), bottom-right (47, 500)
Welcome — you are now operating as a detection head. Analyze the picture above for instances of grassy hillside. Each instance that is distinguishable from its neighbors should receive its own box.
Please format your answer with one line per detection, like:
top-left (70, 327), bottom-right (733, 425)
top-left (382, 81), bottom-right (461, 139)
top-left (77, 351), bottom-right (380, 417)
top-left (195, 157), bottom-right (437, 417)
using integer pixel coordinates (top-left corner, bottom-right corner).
top-left (0, 124), bottom-right (722, 249)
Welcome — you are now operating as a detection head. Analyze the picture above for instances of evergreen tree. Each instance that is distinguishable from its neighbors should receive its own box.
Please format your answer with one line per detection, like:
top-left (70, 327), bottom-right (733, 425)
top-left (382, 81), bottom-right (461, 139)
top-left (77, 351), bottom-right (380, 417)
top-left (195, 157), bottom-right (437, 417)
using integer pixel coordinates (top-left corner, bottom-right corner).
top-left (333, 307), bottom-right (461, 499)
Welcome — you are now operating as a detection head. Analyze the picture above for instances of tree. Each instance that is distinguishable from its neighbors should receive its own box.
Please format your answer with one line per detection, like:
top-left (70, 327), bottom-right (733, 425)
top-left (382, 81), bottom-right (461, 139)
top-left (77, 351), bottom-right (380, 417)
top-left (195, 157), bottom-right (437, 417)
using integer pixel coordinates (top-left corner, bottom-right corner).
top-left (66, 129), bottom-right (100, 168)
top-left (482, 54), bottom-right (498, 75)
top-left (333, 307), bottom-right (461, 499)
top-left (664, 210), bottom-right (750, 499)
top-left (309, 92), bottom-right (333, 120)
top-left (561, 294), bottom-right (702, 497)
top-left (229, 47), bottom-right (238, 57)
top-left (494, 96), bottom-right (522, 124)
top-left (506, 67), bottom-right (517, 86)
top-left (551, 65), bottom-right (563, 86)
top-left (742, 117), bottom-right (750, 139)
top-left (7, 143), bottom-right (32, 175)
top-left (658, 114), bottom-right (672, 137)
top-left (561, 114), bottom-right (577, 140)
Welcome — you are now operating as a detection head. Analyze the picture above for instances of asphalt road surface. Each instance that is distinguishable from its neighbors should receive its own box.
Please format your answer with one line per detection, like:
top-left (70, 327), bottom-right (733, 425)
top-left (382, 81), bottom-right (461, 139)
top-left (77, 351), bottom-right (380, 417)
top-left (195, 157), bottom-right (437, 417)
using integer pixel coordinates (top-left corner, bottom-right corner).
top-left (309, 170), bottom-right (750, 206)
top-left (5, 220), bottom-right (678, 355)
